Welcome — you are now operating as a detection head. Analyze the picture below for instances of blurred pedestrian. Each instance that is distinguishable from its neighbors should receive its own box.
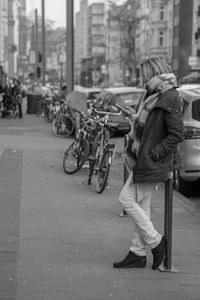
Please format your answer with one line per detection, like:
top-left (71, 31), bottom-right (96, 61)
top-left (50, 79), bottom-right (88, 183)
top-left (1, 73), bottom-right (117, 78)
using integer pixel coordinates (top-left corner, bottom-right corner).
top-left (3, 78), bottom-right (13, 111)
top-left (0, 81), bottom-right (4, 113)
top-left (12, 78), bottom-right (23, 118)
top-left (113, 56), bottom-right (184, 270)
top-left (58, 84), bottom-right (67, 101)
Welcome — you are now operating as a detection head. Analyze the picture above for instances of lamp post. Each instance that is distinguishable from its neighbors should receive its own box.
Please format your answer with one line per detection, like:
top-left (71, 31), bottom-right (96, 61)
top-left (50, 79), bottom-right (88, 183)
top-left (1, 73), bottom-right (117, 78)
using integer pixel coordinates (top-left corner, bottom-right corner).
top-left (35, 9), bottom-right (39, 81)
top-left (41, 0), bottom-right (46, 85)
top-left (66, 0), bottom-right (74, 93)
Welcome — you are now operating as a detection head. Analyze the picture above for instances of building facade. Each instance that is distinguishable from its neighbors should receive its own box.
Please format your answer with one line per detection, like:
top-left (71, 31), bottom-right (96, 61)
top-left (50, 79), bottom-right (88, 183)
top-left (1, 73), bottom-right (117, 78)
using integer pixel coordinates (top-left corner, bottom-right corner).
top-left (88, 1), bottom-right (106, 86)
top-left (75, 0), bottom-right (106, 87)
top-left (135, 0), bottom-right (200, 81)
top-left (135, 0), bottom-right (173, 80)
top-left (172, 0), bottom-right (194, 78)
top-left (106, 5), bottom-right (122, 86)
top-left (74, 0), bottom-right (200, 86)
top-left (74, 0), bottom-right (89, 85)
top-left (0, 0), bottom-right (9, 73)
top-left (17, 0), bottom-right (27, 79)
top-left (0, 0), bottom-right (26, 78)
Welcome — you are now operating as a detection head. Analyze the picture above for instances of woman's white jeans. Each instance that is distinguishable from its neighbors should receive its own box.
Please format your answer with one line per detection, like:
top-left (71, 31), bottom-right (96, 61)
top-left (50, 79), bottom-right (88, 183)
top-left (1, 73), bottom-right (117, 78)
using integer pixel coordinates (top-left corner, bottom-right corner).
top-left (119, 172), bottom-right (162, 256)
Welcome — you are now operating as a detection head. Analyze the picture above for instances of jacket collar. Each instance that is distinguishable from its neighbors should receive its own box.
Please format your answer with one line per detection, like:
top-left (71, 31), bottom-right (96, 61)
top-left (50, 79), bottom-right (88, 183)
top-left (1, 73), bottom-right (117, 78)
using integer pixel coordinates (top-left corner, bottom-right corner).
top-left (154, 88), bottom-right (178, 112)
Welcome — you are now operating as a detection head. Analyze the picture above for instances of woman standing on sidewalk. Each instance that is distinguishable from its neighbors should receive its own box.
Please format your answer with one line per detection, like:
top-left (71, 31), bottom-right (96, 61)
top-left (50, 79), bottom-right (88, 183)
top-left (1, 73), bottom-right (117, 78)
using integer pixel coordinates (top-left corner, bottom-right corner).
top-left (113, 56), bottom-right (184, 270)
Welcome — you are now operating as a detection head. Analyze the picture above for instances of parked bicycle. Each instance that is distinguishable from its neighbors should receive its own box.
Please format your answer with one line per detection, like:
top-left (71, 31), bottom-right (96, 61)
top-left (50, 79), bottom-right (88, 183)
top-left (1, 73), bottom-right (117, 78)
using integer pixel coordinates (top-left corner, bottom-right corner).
top-left (63, 109), bottom-right (99, 174)
top-left (87, 108), bottom-right (121, 193)
top-left (51, 100), bottom-right (75, 138)
top-left (43, 92), bottom-right (60, 122)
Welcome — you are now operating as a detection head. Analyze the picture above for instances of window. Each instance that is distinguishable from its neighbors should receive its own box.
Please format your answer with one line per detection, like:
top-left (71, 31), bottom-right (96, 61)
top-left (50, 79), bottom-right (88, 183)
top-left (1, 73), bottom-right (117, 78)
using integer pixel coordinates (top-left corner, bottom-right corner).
top-left (92, 36), bottom-right (104, 45)
top-left (91, 25), bottom-right (104, 35)
top-left (117, 93), bottom-right (144, 106)
top-left (159, 31), bottom-right (164, 46)
top-left (181, 99), bottom-right (189, 116)
top-left (160, 5), bottom-right (164, 20)
top-left (91, 4), bottom-right (104, 14)
top-left (192, 100), bottom-right (200, 121)
top-left (198, 6), bottom-right (200, 16)
top-left (91, 15), bottom-right (103, 25)
top-left (197, 49), bottom-right (200, 57)
top-left (92, 46), bottom-right (105, 54)
top-left (3, 0), bottom-right (6, 10)
top-left (174, 4), bottom-right (179, 17)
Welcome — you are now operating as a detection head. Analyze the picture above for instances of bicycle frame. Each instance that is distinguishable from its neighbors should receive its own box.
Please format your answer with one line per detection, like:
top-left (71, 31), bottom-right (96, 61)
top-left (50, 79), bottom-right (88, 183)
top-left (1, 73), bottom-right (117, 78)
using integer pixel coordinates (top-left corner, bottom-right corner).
top-left (87, 109), bottom-right (121, 187)
top-left (94, 117), bottom-right (115, 170)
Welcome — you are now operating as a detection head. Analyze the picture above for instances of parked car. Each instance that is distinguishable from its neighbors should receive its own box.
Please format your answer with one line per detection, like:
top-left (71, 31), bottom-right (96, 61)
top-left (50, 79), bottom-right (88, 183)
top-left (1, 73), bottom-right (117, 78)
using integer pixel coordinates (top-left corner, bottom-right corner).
top-left (94, 86), bottom-right (145, 135)
top-left (174, 88), bottom-right (200, 196)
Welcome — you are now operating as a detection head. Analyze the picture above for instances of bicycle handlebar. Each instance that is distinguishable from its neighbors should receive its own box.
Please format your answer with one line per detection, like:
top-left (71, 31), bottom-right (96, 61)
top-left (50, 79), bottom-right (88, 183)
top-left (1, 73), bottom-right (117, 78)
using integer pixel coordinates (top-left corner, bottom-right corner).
top-left (114, 103), bottom-right (134, 117)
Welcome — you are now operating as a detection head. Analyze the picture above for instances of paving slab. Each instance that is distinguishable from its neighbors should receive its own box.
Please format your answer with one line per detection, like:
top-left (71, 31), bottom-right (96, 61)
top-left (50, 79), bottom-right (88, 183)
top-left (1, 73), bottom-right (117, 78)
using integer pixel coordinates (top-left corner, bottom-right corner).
top-left (0, 114), bottom-right (199, 299)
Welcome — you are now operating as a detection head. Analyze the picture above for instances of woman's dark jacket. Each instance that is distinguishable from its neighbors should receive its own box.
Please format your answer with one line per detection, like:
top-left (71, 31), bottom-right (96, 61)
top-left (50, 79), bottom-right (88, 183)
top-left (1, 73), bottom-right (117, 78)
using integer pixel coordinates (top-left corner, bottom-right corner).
top-left (132, 88), bottom-right (184, 183)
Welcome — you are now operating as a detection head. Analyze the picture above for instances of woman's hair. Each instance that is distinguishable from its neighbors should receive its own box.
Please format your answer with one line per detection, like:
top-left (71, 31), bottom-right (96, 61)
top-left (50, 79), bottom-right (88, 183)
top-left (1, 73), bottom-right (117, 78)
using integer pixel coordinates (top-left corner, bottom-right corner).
top-left (140, 56), bottom-right (172, 83)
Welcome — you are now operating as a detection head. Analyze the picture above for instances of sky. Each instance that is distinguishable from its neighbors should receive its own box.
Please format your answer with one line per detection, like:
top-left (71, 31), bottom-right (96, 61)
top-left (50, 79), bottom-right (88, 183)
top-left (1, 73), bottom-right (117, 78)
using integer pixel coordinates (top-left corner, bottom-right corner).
top-left (27, 0), bottom-right (124, 28)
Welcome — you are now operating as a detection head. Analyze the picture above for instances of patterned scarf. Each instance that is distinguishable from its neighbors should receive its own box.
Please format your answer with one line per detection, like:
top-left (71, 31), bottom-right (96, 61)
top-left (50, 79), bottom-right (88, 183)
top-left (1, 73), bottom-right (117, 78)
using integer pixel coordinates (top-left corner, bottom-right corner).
top-left (131, 73), bottom-right (178, 157)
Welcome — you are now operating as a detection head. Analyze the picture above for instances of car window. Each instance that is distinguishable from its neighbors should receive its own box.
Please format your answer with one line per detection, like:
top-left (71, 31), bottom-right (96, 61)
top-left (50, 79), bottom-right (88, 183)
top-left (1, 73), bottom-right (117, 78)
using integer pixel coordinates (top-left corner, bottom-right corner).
top-left (181, 99), bottom-right (189, 116)
top-left (95, 91), bottom-right (115, 109)
top-left (116, 92), bottom-right (144, 106)
top-left (87, 92), bottom-right (100, 100)
top-left (192, 99), bottom-right (200, 121)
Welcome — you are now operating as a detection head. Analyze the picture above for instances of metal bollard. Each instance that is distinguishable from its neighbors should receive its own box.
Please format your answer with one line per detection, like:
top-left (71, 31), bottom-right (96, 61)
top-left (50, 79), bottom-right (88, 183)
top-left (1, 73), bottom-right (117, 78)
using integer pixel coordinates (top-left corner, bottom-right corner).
top-left (122, 134), bottom-right (129, 216)
top-left (159, 160), bottom-right (179, 272)
top-left (124, 134), bottom-right (129, 184)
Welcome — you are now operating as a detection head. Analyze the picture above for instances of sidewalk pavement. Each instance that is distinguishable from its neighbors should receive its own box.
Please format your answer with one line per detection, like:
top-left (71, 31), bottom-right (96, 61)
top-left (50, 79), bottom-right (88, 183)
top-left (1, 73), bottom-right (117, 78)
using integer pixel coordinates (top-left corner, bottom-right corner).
top-left (0, 114), bottom-right (200, 300)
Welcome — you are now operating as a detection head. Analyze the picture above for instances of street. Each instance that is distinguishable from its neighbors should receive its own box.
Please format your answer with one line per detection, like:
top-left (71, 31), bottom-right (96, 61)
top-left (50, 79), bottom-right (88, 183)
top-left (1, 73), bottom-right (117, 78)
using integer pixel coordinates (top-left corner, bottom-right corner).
top-left (0, 114), bottom-right (200, 300)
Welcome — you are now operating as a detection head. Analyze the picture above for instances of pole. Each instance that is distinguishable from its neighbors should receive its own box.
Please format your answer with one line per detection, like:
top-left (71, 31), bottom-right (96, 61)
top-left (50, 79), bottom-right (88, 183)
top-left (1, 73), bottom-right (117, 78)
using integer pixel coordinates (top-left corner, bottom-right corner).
top-left (122, 134), bottom-right (128, 216)
top-left (31, 24), bottom-right (37, 82)
top-left (159, 160), bottom-right (179, 272)
top-left (66, 0), bottom-right (74, 93)
top-left (41, 0), bottom-right (46, 85)
top-left (60, 62), bottom-right (63, 84)
top-left (124, 134), bottom-right (129, 184)
top-left (35, 9), bottom-right (38, 81)
top-left (164, 161), bottom-right (173, 269)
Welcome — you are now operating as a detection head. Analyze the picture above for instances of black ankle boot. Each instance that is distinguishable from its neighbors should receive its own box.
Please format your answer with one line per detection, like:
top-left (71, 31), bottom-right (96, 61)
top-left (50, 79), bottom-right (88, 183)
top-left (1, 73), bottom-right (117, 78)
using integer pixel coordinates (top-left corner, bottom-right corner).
top-left (113, 251), bottom-right (146, 269)
top-left (151, 236), bottom-right (165, 270)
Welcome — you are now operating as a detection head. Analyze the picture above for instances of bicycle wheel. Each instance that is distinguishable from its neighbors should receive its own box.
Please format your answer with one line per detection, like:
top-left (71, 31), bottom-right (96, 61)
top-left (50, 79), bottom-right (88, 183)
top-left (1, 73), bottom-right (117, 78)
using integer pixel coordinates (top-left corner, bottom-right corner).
top-left (88, 159), bottom-right (96, 185)
top-left (88, 138), bottom-right (100, 185)
top-left (96, 149), bottom-right (112, 193)
top-left (63, 138), bottom-right (89, 174)
top-left (52, 114), bottom-right (74, 138)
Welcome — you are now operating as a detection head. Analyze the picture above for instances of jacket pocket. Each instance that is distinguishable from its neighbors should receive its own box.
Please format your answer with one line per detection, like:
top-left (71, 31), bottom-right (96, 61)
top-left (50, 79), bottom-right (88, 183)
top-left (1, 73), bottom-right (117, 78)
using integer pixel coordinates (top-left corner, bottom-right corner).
top-left (148, 152), bottom-right (171, 169)
top-left (137, 153), bottom-right (160, 170)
